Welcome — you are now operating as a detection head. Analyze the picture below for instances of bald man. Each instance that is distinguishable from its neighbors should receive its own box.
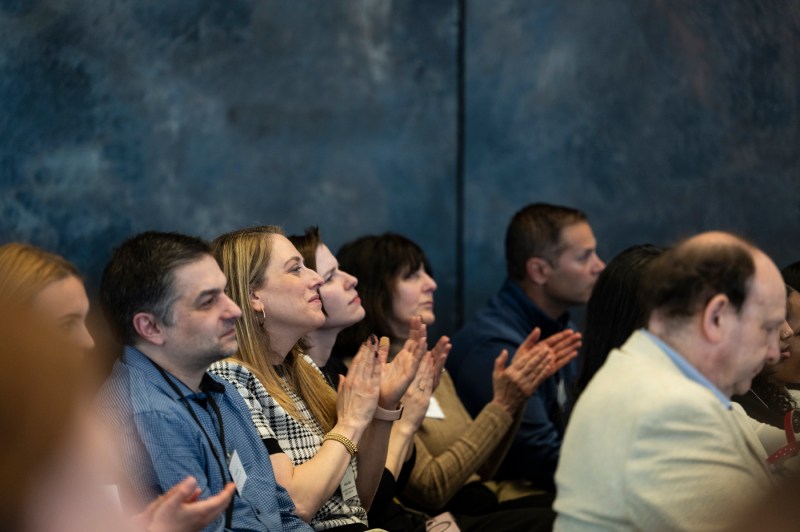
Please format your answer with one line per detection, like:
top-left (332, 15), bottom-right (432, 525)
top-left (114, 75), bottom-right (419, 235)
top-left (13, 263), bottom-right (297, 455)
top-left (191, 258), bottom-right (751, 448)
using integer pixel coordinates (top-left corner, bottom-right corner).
top-left (554, 232), bottom-right (784, 531)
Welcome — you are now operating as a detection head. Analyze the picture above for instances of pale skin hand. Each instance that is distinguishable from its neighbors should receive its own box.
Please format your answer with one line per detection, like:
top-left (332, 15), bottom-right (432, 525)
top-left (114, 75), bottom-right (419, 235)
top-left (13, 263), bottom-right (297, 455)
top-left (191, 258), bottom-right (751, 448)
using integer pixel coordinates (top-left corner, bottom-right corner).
top-left (428, 335), bottom-right (451, 391)
top-left (542, 328), bottom-right (582, 376)
top-left (133, 476), bottom-right (235, 532)
top-left (270, 339), bottom-right (381, 522)
top-left (349, 336), bottom-right (392, 510)
top-left (385, 353), bottom-right (436, 477)
top-left (378, 316), bottom-right (427, 409)
top-left (336, 337), bottom-right (382, 430)
top-left (359, 319), bottom-right (436, 499)
top-left (490, 327), bottom-right (556, 416)
top-left (398, 353), bottom-right (436, 433)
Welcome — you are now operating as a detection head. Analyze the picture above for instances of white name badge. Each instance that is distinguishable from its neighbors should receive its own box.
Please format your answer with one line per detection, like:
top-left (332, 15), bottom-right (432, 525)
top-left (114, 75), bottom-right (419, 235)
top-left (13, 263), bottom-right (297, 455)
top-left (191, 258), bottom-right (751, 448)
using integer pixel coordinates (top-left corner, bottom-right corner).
top-left (557, 378), bottom-right (567, 408)
top-left (425, 396), bottom-right (446, 419)
top-left (228, 450), bottom-right (248, 496)
top-left (340, 465), bottom-right (359, 501)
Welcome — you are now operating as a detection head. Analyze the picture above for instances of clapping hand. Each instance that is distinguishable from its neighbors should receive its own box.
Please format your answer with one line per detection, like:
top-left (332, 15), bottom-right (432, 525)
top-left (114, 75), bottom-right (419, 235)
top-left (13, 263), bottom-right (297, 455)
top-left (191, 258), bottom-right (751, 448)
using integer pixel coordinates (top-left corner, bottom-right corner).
top-left (378, 316), bottom-right (427, 409)
top-left (428, 335), bottom-right (451, 391)
top-left (490, 328), bottom-right (556, 416)
top-left (337, 336), bottom-right (382, 430)
top-left (542, 328), bottom-right (582, 376)
top-left (397, 352), bottom-right (436, 434)
top-left (134, 476), bottom-right (236, 532)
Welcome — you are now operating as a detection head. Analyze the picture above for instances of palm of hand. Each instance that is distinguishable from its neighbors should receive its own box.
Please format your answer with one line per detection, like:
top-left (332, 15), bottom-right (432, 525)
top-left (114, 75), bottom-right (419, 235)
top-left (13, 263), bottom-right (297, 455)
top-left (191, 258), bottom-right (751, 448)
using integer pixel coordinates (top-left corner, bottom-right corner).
top-left (337, 341), bottom-right (382, 425)
top-left (380, 355), bottom-right (415, 408)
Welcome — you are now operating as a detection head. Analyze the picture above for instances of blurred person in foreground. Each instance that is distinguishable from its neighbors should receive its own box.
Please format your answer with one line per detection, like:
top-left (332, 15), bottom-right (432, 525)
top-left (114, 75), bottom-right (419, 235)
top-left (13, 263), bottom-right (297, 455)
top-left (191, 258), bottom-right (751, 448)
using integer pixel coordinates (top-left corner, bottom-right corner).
top-left (0, 242), bottom-right (234, 532)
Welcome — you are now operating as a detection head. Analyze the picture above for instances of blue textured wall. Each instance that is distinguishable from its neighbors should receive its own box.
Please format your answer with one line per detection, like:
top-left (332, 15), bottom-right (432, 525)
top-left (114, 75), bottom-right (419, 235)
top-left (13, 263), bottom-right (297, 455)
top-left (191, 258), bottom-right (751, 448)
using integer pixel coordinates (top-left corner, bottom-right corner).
top-left (0, 0), bottom-right (459, 334)
top-left (2, 0), bottom-right (799, 335)
top-left (464, 0), bottom-right (800, 318)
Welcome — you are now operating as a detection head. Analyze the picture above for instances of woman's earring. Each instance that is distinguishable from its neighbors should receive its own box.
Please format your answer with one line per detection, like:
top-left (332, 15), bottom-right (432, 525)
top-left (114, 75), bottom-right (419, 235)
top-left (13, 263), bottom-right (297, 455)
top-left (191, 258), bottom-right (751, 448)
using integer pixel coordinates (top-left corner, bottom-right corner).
top-left (257, 308), bottom-right (266, 327)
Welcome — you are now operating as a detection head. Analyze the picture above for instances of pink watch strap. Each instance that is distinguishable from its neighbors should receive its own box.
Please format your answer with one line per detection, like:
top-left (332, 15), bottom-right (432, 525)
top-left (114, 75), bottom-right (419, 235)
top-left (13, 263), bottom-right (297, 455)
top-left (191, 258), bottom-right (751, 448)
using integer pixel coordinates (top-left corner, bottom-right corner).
top-left (374, 403), bottom-right (404, 421)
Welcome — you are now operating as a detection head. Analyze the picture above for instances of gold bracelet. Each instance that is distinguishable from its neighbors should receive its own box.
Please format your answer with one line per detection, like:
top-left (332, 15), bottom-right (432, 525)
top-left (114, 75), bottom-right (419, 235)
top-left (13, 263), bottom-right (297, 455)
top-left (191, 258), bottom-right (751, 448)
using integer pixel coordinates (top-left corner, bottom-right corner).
top-left (323, 432), bottom-right (358, 457)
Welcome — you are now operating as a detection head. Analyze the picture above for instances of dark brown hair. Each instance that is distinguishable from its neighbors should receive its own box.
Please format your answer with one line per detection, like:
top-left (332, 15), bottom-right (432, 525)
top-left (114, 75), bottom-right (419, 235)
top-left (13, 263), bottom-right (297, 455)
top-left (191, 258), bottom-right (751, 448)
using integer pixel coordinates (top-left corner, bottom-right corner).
top-left (505, 203), bottom-right (587, 280)
top-left (573, 244), bottom-right (664, 400)
top-left (642, 237), bottom-right (755, 320)
top-left (333, 233), bottom-right (431, 357)
top-left (782, 261), bottom-right (800, 292)
top-left (288, 226), bottom-right (322, 272)
top-left (100, 232), bottom-right (211, 345)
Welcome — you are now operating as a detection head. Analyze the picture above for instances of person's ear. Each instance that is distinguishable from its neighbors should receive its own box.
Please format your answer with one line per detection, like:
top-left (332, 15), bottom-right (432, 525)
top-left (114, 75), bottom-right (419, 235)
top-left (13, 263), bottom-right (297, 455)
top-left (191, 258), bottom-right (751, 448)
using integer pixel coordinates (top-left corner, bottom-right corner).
top-left (250, 290), bottom-right (265, 314)
top-left (702, 294), bottom-right (732, 344)
top-left (526, 257), bottom-right (551, 286)
top-left (132, 312), bottom-right (166, 346)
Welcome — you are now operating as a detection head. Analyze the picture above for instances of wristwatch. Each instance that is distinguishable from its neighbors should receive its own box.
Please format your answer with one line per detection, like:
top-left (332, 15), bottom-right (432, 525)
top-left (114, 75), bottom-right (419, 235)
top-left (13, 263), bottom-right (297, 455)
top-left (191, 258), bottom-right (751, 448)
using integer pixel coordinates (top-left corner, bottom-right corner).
top-left (374, 403), bottom-right (404, 421)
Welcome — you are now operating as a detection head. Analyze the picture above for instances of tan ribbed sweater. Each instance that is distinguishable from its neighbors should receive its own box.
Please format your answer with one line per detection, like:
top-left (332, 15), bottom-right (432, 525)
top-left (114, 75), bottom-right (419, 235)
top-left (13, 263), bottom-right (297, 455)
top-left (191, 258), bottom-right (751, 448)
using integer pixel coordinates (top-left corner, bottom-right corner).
top-left (401, 370), bottom-right (520, 511)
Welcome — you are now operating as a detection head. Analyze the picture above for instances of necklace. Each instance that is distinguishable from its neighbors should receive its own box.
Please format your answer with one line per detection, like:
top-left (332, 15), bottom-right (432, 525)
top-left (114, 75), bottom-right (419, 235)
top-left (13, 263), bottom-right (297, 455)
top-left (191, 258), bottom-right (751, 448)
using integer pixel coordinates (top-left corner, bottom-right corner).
top-left (749, 389), bottom-right (770, 409)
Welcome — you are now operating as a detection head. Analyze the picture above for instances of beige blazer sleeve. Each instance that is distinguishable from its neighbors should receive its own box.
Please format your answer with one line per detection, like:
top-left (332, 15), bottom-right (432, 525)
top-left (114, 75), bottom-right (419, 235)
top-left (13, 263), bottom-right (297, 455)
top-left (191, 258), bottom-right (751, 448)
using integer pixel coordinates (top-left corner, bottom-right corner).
top-left (623, 397), bottom-right (770, 531)
top-left (555, 331), bottom-right (774, 532)
top-left (730, 402), bottom-right (788, 454)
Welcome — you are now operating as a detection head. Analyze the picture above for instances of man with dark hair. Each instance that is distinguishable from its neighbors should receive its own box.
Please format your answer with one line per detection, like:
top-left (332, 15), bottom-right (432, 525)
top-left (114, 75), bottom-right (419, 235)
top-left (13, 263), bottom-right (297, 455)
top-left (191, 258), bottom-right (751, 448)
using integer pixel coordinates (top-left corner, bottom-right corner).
top-left (97, 231), bottom-right (312, 531)
top-left (99, 231), bottom-right (213, 346)
top-left (554, 231), bottom-right (783, 531)
top-left (447, 203), bottom-right (605, 491)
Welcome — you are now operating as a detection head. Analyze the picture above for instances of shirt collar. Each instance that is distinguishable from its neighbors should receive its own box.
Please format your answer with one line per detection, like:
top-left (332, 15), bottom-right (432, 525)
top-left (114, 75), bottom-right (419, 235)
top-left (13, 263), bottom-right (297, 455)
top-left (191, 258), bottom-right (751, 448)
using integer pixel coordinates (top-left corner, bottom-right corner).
top-left (199, 372), bottom-right (226, 394)
top-left (502, 278), bottom-right (571, 335)
top-left (641, 329), bottom-right (731, 408)
top-left (122, 345), bottom-right (225, 398)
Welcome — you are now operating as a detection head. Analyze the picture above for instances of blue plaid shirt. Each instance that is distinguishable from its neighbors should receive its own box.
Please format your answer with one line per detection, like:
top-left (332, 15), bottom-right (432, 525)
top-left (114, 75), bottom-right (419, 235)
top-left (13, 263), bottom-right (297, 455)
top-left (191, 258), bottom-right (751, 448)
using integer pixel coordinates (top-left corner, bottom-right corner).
top-left (98, 346), bottom-right (312, 532)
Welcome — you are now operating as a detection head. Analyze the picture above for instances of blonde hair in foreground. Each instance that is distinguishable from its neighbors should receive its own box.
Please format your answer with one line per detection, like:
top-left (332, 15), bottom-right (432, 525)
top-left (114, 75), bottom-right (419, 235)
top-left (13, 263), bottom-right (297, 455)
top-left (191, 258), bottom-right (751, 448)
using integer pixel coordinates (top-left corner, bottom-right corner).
top-left (0, 303), bottom-right (83, 529)
top-left (0, 243), bottom-right (79, 303)
top-left (212, 226), bottom-right (337, 432)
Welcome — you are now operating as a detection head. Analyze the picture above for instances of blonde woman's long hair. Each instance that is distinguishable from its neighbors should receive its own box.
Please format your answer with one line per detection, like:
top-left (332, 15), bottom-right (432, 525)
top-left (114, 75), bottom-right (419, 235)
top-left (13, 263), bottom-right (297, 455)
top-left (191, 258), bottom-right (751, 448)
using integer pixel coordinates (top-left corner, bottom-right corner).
top-left (0, 243), bottom-right (80, 304)
top-left (212, 226), bottom-right (337, 432)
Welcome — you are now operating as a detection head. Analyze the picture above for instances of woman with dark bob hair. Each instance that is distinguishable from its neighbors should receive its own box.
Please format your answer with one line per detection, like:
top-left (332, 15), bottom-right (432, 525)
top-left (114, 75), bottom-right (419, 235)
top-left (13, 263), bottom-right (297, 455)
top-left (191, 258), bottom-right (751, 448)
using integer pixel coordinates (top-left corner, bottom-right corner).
top-left (334, 233), bottom-right (580, 524)
top-left (331, 233), bottom-right (436, 359)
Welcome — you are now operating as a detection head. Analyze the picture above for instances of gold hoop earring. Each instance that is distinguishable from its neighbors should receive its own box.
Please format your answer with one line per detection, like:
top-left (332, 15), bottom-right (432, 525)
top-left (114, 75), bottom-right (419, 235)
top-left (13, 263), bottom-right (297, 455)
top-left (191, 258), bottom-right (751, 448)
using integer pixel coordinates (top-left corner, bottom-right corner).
top-left (257, 308), bottom-right (266, 327)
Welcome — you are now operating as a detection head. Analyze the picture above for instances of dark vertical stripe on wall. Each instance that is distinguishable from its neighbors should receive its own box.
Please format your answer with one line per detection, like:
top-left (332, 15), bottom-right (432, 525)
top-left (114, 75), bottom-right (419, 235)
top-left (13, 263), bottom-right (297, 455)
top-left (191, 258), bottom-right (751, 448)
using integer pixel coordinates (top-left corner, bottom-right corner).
top-left (454, 0), bottom-right (466, 328)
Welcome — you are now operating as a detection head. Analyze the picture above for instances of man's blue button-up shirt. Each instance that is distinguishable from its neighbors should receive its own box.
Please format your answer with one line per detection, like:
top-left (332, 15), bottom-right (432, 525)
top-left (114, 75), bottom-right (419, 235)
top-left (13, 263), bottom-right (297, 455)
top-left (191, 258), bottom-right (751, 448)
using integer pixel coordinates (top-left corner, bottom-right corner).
top-left (98, 346), bottom-right (312, 531)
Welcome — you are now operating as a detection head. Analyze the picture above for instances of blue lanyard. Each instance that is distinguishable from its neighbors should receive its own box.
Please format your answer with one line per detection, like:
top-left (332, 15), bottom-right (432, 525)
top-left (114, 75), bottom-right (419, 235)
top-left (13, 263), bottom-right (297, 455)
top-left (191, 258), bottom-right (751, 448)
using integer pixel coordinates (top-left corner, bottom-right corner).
top-left (149, 359), bottom-right (234, 528)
